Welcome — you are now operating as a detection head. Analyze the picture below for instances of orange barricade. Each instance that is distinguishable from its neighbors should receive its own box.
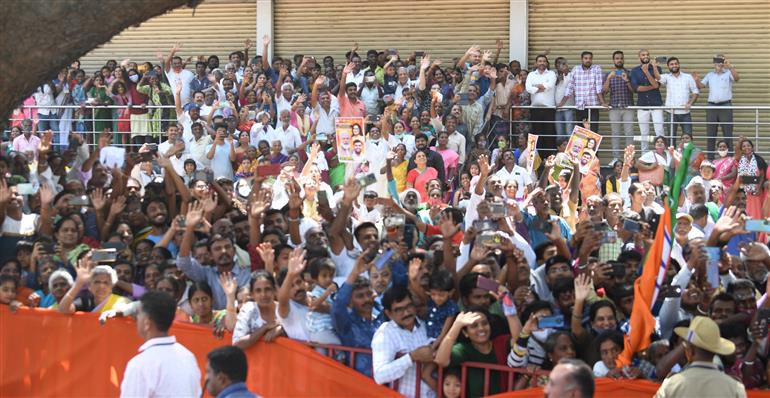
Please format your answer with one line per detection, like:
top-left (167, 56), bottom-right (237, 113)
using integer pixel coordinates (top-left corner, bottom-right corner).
top-left (488, 377), bottom-right (769, 398)
top-left (0, 306), bottom-right (400, 397)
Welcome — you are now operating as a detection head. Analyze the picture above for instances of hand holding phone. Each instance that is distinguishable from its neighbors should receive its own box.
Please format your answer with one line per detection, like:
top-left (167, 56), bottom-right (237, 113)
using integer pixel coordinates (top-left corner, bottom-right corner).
top-left (476, 276), bottom-right (500, 293)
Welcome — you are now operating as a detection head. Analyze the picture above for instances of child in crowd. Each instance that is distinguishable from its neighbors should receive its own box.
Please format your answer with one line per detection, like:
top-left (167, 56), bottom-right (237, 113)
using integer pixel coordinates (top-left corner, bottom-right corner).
top-left (235, 158), bottom-right (256, 180)
top-left (426, 269), bottom-right (459, 340)
top-left (306, 257), bottom-right (340, 345)
top-left (0, 275), bottom-right (22, 311)
top-left (593, 330), bottom-right (642, 379)
top-left (441, 367), bottom-right (462, 398)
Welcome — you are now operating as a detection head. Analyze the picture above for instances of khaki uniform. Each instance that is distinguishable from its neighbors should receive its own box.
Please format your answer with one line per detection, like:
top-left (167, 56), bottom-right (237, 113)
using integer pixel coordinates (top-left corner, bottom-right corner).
top-left (655, 361), bottom-right (747, 398)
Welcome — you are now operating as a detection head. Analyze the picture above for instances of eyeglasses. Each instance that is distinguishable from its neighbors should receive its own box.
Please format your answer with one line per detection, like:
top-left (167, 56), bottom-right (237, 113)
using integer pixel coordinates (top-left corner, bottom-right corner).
top-left (390, 302), bottom-right (415, 315)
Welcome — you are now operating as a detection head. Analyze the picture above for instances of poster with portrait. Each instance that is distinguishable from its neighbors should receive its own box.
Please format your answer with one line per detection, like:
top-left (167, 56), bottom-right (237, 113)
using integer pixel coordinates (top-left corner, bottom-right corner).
top-left (335, 117), bottom-right (365, 163)
top-left (526, 134), bottom-right (539, 174)
top-left (565, 126), bottom-right (602, 175)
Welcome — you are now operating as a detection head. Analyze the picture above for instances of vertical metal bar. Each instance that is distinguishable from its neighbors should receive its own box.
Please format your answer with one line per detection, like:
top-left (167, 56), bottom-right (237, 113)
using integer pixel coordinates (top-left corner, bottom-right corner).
top-left (669, 107), bottom-right (674, 145)
top-left (507, 371), bottom-right (514, 391)
top-left (414, 362), bottom-right (421, 398)
top-left (349, 351), bottom-right (355, 367)
top-left (756, 108), bottom-right (760, 152)
top-left (437, 366), bottom-right (444, 398)
top-left (460, 365), bottom-right (468, 398)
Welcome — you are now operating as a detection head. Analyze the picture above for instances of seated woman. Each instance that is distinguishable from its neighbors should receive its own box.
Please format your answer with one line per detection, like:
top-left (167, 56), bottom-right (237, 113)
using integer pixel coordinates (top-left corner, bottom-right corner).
top-left (184, 275), bottom-right (237, 338)
top-left (232, 271), bottom-right (284, 349)
top-left (435, 308), bottom-right (517, 398)
top-left (406, 151), bottom-right (438, 203)
top-left (58, 256), bottom-right (130, 314)
top-left (44, 269), bottom-right (75, 310)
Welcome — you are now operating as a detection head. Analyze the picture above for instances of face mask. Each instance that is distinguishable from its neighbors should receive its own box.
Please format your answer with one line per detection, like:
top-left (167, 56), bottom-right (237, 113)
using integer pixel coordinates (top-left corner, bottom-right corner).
top-left (532, 328), bottom-right (554, 342)
top-left (394, 133), bottom-right (404, 140)
top-left (718, 149), bottom-right (728, 158)
top-left (129, 75), bottom-right (139, 83)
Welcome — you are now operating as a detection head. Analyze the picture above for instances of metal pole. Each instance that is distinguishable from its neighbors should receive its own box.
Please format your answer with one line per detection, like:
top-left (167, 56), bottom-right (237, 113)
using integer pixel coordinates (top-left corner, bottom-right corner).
top-left (756, 108), bottom-right (760, 152)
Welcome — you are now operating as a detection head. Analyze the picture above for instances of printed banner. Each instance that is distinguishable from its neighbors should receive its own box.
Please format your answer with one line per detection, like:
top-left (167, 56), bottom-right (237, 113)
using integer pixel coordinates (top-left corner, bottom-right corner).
top-left (565, 125), bottom-right (602, 175)
top-left (526, 134), bottom-right (539, 174)
top-left (335, 117), bottom-right (366, 163)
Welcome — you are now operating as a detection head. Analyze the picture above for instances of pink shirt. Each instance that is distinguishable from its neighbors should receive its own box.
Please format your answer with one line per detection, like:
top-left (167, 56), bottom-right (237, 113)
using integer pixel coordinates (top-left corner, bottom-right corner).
top-left (338, 94), bottom-right (365, 118)
top-left (12, 134), bottom-right (41, 157)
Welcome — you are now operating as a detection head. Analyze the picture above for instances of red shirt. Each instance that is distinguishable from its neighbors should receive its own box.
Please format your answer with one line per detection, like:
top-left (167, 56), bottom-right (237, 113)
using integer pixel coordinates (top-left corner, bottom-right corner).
top-left (127, 82), bottom-right (149, 115)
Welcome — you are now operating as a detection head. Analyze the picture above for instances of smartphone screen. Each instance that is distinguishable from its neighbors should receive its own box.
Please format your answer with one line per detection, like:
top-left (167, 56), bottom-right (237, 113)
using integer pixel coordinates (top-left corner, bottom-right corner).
top-left (356, 173), bottom-right (377, 188)
top-left (69, 195), bottom-right (90, 206)
top-left (476, 276), bottom-right (500, 292)
top-left (741, 175), bottom-right (759, 184)
top-left (609, 262), bottom-right (626, 278)
top-left (472, 219), bottom-right (497, 232)
top-left (538, 315), bottom-right (565, 329)
top-left (17, 183), bottom-right (37, 196)
top-left (705, 247), bottom-right (721, 288)
top-left (414, 51), bottom-right (425, 57)
top-left (745, 219), bottom-right (770, 233)
top-left (374, 249), bottom-right (395, 270)
top-left (91, 249), bottom-right (118, 263)
top-left (655, 56), bottom-right (667, 64)
top-left (713, 57), bottom-right (725, 64)
top-left (623, 219), bottom-right (641, 233)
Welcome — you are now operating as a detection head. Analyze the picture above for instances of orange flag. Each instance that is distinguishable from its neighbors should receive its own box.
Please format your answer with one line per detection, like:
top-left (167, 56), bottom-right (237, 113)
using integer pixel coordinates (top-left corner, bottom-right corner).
top-left (617, 205), bottom-right (672, 367)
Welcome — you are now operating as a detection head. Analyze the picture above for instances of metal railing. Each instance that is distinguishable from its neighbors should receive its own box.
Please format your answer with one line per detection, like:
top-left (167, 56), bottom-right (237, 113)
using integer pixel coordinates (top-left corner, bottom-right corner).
top-left (505, 104), bottom-right (770, 160)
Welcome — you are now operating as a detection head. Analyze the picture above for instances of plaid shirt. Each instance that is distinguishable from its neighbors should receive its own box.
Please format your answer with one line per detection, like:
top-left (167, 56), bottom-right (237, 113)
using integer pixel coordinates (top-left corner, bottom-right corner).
top-left (565, 64), bottom-right (604, 109)
top-left (606, 69), bottom-right (634, 108)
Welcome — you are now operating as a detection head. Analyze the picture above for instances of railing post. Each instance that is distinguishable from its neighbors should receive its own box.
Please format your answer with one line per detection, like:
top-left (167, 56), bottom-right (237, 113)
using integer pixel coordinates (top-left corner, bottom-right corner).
top-left (460, 365), bottom-right (468, 398)
top-left (414, 362), bottom-right (421, 398)
top-left (756, 108), bottom-right (760, 152)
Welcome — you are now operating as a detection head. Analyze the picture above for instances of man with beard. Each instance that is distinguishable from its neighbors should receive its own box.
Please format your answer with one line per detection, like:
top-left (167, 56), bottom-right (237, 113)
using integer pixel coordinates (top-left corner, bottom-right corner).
top-left (558, 51), bottom-right (607, 133)
top-left (212, 218), bottom-right (250, 268)
top-left (276, 248), bottom-right (310, 341)
top-left (332, 248), bottom-right (385, 377)
top-left (177, 203), bottom-right (250, 310)
top-left (658, 57), bottom-right (699, 137)
top-left (407, 133), bottom-right (445, 182)
top-left (602, 51), bottom-right (634, 159)
top-left (630, 49), bottom-right (664, 150)
top-left (143, 198), bottom-right (177, 254)
top-left (371, 285), bottom-right (434, 398)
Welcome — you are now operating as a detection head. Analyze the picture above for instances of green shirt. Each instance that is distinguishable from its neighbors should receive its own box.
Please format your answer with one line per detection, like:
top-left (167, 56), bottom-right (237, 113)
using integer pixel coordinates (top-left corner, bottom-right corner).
top-left (450, 340), bottom-right (507, 397)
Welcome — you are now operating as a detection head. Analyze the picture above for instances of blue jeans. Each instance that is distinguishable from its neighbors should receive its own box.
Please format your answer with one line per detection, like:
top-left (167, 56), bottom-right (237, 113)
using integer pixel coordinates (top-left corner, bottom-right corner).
top-left (37, 113), bottom-right (58, 132)
top-left (555, 109), bottom-right (574, 138)
top-left (670, 112), bottom-right (692, 136)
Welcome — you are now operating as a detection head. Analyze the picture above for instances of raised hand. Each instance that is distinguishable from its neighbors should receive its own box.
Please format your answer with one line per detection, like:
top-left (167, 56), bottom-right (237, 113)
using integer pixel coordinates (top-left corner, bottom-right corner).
top-left (478, 154), bottom-right (490, 175)
top-left (219, 272), bottom-right (237, 298)
top-left (186, 200), bottom-right (206, 228)
top-left (175, 80), bottom-right (183, 95)
top-left (496, 38), bottom-right (504, 51)
top-left (454, 311), bottom-right (484, 328)
top-left (201, 190), bottom-right (218, 213)
top-left (75, 255), bottom-right (92, 283)
top-left (287, 248), bottom-right (306, 276)
top-left (109, 195), bottom-right (126, 217)
top-left (249, 187), bottom-right (271, 218)
top-left (574, 273), bottom-right (592, 303)
top-left (262, 34), bottom-right (271, 47)
top-left (243, 38), bottom-right (254, 49)
top-left (342, 177), bottom-right (362, 205)
top-left (0, 179), bottom-right (12, 206)
top-left (286, 178), bottom-right (302, 211)
top-left (39, 183), bottom-right (54, 206)
top-left (420, 55), bottom-right (431, 70)
top-left (255, 242), bottom-right (274, 264)
top-left (89, 188), bottom-right (107, 212)
top-left (438, 212), bottom-right (459, 238)
top-left (39, 130), bottom-right (53, 153)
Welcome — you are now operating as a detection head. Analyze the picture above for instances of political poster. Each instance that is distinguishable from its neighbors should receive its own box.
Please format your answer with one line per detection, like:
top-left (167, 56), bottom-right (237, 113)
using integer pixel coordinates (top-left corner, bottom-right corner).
top-left (335, 117), bottom-right (365, 163)
top-left (526, 134), bottom-right (539, 173)
top-left (565, 126), bottom-right (602, 175)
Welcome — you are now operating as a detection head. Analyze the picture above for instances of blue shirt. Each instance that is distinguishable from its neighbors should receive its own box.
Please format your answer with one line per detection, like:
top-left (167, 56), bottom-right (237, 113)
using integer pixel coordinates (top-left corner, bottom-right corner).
top-left (630, 65), bottom-right (663, 106)
top-left (216, 382), bottom-right (260, 398)
top-left (521, 212), bottom-right (572, 248)
top-left (426, 298), bottom-right (459, 339)
top-left (177, 255), bottom-right (251, 310)
top-left (331, 282), bottom-right (385, 377)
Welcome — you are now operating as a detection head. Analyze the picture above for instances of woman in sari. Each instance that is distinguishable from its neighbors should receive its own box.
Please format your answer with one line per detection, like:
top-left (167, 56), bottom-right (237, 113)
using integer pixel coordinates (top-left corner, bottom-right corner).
top-left (58, 257), bottom-right (130, 314)
top-left (735, 137), bottom-right (767, 219)
top-left (137, 71), bottom-right (173, 136)
top-left (713, 139), bottom-right (738, 195)
top-left (406, 151), bottom-right (438, 202)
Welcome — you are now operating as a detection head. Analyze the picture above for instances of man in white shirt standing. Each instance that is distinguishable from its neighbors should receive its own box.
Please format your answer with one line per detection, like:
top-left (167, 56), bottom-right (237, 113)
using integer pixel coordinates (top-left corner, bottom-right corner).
top-left (554, 57), bottom-right (575, 139)
top-left (495, 149), bottom-right (532, 200)
top-left (273, 109), bottom-right (303, 156)
top-left (164, 42), bottom-right (195, 107)
top-left (526, 54), bottom-right (558, 156)
top-left (121, 292), bottom-right (201, 398)
top-left (694, 54), bottom-right (740, 159)
top-left (372, 286), bottom-right (435, 398)
top-left (658, 57), bottom-right (699, 137)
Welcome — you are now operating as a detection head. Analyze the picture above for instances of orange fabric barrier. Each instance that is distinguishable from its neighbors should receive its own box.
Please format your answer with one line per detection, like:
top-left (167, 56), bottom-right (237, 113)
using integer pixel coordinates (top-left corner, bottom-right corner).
top-left (488, 378), bottom-right (768, 398)
top-left (0, 306), bottom-right (400, 397)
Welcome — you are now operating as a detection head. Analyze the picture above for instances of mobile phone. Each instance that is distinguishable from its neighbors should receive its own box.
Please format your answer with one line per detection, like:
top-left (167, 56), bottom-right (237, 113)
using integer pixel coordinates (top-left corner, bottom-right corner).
top-left (615, 70), bottom-right (623, 76)
top-left (593, 222), bottom-right (608, 232)
top-left (148, 144), bottom-right (158, 153)
top-left (374, 249), bottom-right (395, 270)
top-left (91, 249), bottom-right (118, 263)
top-left (740, 175), bottom-right (759, 184)
top-left (602, 230), bottom-right (618, 244)
top-left (623, 219), bottom-right (641, 233)
top-left (414, 51), bottom-right (425, 58)
top-left (663, 286), bottom-right (682, 298)
top-left (745, 219), bottom-right (770, 233)
top-left (371, 115), bottom-right (381, 122)
top-left (538, 315), bottom-right (565, 329)
top-left (403, 224), bottom-right (415, 250)
top-left (317, 133), bottom-right (327, 142)
top-left (476, 276), bottom-right (500, 293)
top-left (384, 214), bottom-right (406, 228)
top-left (17, 183), bottom-right (36, 196)
top-left (387, 49), bottom-right (397, 56)
top-left (69, 195), bottom-right (90, 206)
top-left (705, 246), bottom-right (721, 288)
top-left (356, 173), bottom-right (377, 188)
top-left (363, 248), bottom-right (380, 263)
top-left (317, 190), bottom-right (329, 207)
top-left (458, 93), bottom-right (470, 106)
top-left (655, 56), bottom-right (667, 64)
top-left (472, 219), bottom-right (497, 232)
top-left (757, 308), bottom-right (770, 322)
top-left (257, 165), bottom-right (282, 177)
top-left (489, 202), bottom-right (506, 218)
top-left (475, 232), bottom-right (501, 248)
top-left (713, 57), bottom-right (725, 64)
top-left (102, 241), bottom-right (126, 251)
top-left (609, 261), bottom-right (626, 278)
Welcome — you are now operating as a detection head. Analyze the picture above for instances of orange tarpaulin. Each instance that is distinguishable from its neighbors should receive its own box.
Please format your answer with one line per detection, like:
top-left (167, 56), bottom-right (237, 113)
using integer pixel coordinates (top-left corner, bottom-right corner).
top-left (488, 377), bottom-right (768, 398)
top-left (0, 306), bottom-right (400, 397)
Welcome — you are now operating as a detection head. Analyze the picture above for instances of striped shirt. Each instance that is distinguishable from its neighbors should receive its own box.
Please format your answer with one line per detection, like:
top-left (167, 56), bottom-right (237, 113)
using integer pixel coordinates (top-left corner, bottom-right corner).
top-left (565, 64), bottom-right (604, 109)
top-left (372, 320), bottom-right (435, 398)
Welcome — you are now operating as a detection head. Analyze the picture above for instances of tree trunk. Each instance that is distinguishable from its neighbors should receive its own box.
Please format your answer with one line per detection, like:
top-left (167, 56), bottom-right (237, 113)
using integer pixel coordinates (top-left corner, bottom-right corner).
top-left (0, 0), bottom-right (194, 127)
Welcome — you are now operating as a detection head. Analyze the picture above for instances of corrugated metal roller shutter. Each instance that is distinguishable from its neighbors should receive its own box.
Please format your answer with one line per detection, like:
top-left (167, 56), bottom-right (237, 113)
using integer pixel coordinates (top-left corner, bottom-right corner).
top-left (274, 0), bottom-right (510, 66)
top-left (80, 0), bottom-right (257, 74)
top-left (529, 0), bottom-right (770, 155)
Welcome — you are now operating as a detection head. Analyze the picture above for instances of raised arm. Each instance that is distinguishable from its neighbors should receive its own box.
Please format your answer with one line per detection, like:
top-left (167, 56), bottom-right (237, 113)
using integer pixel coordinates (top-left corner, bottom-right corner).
top-left (338, 62), bottom-right (354, 98)
top-left (164, 42), bottom-right (182, 74)
top-left (277, 248), bottom-right (305, 318)
top-left (417, 55), bottom-right (431, 91)
top-left (435, 312), bottom-right (481, 367)
top-left (328, 178), bottom-right (360, 255)
top-left (260, 35), bottom-right (271, 72)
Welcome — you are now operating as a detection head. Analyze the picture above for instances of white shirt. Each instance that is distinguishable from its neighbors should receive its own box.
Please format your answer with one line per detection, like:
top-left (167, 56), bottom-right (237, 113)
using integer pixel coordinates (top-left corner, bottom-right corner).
top-left (387, 134), bottom-right (417, 159)
top-left (249, 123), bottom-right (277, 148)
top-left (279, 299), bottom-right (310, 341)
top-left (526, 69), bottom-right (558, 107)
top-left (1, 213), bottom-right (39, 237)
top-left (312, 105), bottom-right (338, 136)
top-left (188, 134), bottom-right (213, 168)
top-left (372, 320), bottom-right (435, 398)
top-left (177, 112), bottom-right (204, 142)
top-left (495, 164), bottom-right (532, 199)
top-left (120, 336), bottom-right (201, 398)
top-left (659, 73), bottom-right (699, 114)
top-left (447, 131), bottom-right (467, 165)
top-left (273, 123), bottom-right (303, 155)
top-left (275, 93), bottom-right (293, 116)
top-left (165, 68), bottom-right (195, 106)
top-left (366, 138), bottom-right (391, 196)
top-left (345, 70), bottom-right (365, 89)
top-left (34, 84), bottom-right (56, 115)
top-left (158, 140), bottom-right (190, 176)
top-left (555, 74), bottom-right (575, 107)
top-left (701, 70), bottom-right (734, 103)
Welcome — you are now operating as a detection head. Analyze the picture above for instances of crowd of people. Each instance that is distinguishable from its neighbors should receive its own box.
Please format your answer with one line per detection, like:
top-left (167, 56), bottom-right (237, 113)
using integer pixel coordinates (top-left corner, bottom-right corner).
top-left (0, 37), bottom-right (766, 398)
